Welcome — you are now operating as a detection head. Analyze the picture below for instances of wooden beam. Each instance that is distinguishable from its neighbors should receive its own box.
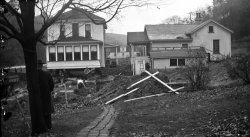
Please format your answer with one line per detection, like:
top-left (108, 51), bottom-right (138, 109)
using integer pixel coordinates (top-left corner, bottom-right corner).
top-left (124, 87), bottom-right (184, 102)
top-left (127, 72), bottom-right (159, 90)
top-left (124, 93), bottom-right (166, 102)
top-left (105, 88), bottom-right (139, 105)
top-left (144, 70), bottom-right (179, 94)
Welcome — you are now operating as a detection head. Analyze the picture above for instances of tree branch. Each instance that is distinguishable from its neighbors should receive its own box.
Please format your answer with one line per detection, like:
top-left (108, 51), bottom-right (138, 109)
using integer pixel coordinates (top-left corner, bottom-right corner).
top-left (35, 0), bottom-right (73, 41)
top-left (69, 0), bottom-right (123, 25)
top-left (72, 0), bottom-right (118, 12)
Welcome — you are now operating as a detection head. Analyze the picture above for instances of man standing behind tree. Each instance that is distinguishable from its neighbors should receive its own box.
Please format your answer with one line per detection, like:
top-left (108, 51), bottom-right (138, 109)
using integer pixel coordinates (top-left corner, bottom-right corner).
top-left (37, 59), bottom-right (54, 131)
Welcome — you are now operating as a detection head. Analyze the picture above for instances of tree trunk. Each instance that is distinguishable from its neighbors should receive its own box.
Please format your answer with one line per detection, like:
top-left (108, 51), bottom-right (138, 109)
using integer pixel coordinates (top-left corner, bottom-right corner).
top-left (18, 1), bottom-right (48, 134)
top-left (22, 42), bottom-right (47, 134)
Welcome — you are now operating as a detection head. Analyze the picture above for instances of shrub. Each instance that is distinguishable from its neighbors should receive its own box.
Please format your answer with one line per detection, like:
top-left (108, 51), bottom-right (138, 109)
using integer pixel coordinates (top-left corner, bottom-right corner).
top-left (224, 54), bottom-right (250, 85)
top-left (180, 58), bottom-right (209, 91)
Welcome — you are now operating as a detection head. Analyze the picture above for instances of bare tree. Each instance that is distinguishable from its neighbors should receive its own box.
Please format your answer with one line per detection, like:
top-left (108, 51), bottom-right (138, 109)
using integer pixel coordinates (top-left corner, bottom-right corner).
top-left (0, 0), bottom-right (164, 135)
top-left (179, 49), bottom-right (209, 91)
top-left (162, 15), bottom-right (184, 24)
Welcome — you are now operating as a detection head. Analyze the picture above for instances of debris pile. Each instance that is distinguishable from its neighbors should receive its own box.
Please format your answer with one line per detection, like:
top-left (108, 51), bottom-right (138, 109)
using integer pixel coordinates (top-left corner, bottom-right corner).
top-left (93, 71), bottom-right (184, 104)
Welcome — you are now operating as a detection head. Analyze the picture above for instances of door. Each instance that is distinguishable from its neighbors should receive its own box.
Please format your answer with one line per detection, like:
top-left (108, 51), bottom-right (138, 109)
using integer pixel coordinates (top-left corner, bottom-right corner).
top-left (135, 60), bottom-right (145, 75)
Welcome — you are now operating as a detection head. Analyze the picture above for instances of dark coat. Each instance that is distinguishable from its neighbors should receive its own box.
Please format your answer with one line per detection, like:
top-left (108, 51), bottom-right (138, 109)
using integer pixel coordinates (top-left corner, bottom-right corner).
top-left (38, 70), bottom-right (54, 115)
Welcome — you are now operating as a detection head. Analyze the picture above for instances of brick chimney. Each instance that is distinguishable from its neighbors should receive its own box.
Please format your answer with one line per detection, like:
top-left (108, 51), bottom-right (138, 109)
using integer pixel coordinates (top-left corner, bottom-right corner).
top-left (195, 13), bottom-right (202, 24)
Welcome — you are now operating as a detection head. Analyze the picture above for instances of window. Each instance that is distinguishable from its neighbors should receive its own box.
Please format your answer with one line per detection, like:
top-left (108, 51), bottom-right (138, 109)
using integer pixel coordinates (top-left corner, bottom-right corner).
top-left (134, 45), bottom-right (146, 57)
top-left (209, 26), bottom-right (214, 33)
top-left (178, 59), bottom-right (185, 66)
top-left (59, 24), bottom-right (65, 39)
top-left (72, 23), bottom-right (79, 37)
top-left (90, 45), bottom-right (97, 60)
top-left (66, 46), bottom-right (72, 61)
top-left (49, 46), bottom-right (56, 61)
top-left (170, 59), bottom-right (177, 66)
top-left (57, 46), bottom-right (64, 61)
top-left (74, 46), bottom-right (81, 61)
top-left (85, 24), bottom-right (91, 38)
top-left (213, 40), bottom-right (220, 54)
top-left (182, 44), bottom-right (188, 48)
top-left (138, 61), bottom-right (144, 71)
top-left (82, 45), bottom-right (89, 60)
top-left (152, 47), bottom-right (158, 51)
top-left (158, 47), bottom-right (165, 51)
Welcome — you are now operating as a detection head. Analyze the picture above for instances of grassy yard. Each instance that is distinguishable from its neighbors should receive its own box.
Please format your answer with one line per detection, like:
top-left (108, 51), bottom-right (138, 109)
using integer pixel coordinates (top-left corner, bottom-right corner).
top-left (2, 106), bottom-right (102, 137)
top-left (111, 85), bottom-right (250, 136)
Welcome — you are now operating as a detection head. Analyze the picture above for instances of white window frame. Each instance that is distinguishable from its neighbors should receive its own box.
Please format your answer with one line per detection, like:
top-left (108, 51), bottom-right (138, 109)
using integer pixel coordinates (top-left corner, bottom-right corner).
top-left (85, 23), bottom-right (92, 38)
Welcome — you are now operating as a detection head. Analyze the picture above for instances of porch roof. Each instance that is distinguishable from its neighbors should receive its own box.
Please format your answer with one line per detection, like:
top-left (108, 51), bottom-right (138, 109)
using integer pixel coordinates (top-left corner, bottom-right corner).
top-left (52, 36), bottom-right (103, 44)
top-left (127, 32), bottom-right (149, 45)
top-left (150, 48), bottom-right (206, 59)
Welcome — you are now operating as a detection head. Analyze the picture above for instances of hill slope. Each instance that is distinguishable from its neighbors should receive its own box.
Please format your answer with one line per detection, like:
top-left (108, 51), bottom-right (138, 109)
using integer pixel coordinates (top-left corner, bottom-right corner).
top-left (105, 33), bottom-right (127, 47)
top-left (111, 85), bottom-right (250, 136)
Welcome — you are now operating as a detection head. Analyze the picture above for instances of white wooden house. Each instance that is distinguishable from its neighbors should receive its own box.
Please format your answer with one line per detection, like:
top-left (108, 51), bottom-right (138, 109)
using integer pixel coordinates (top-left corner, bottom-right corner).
top-left (128, 18), bottom-right (233, 75)
top-left (46, 8), bottom-right (106, 71)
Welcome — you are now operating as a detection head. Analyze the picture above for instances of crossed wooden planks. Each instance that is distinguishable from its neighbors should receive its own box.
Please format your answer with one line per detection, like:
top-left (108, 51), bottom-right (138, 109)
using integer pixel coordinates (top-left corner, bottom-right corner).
top-left (105, 70), bottom-right (184, 105)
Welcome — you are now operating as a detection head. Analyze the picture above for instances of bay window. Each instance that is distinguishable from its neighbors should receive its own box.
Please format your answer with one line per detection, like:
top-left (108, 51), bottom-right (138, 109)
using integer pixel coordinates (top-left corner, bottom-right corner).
top-left (82, 45), bottom-right (89, 60)
top-left (90, 45), bottom-right (97, 60)
top-left (66, 46), bottom-right (72, 61)
top-left (74, 46), bottom-right (81, 61)
top-left (49, 46), bottom-right (56, 61)
top-left (57, 46), bottom-right (64, 61)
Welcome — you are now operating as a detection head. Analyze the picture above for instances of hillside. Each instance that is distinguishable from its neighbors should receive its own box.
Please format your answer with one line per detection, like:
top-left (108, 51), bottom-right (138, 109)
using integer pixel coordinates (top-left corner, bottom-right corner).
top-left (0, 39), bottom-right (46, 67)
top-left (111, 85), bottom-right (250, 136)
top-left (105, 33), bottom-right (127, 47)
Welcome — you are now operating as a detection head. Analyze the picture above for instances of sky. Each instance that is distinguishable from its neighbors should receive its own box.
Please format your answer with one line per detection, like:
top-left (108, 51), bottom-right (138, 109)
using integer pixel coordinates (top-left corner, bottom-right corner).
top-left (106, 0), bottom-right (213, 34)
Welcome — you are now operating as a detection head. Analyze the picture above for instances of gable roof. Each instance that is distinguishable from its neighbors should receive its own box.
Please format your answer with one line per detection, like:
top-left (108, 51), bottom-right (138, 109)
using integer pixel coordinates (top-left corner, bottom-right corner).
top-left (128, 19), bottom-right (233, 44)
top-left (59, 8), bottom-right (105, 21)
top-left (58, 8), bottom-right (107, 29)
top-left (145, 24), bottom-right (197, 41)
top-left (127, 32), bottom-right (149, 44)
top-left (186, 19), bottom-right (233, 34)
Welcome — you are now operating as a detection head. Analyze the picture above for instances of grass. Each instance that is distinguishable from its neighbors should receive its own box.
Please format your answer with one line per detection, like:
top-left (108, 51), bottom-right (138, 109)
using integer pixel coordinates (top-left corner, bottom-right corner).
top-left (51, 107), bottom-right (102, 137)
top-left (111, 85), bottom-right (250, 136)
top-left (2, 106), bottom-right (102, 137)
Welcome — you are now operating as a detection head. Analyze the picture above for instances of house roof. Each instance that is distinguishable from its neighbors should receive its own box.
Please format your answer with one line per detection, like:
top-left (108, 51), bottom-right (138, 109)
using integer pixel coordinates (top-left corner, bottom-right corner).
top-left (58, 8), bottom-right (107, 29)
top-left (186, 19), bottom-right (233, 34)
top-left (127, 32), bottom-right (149, 44)
top-left (56, 36), bottom-right (102, 43)
top-left (59, 8), bottom-right (105, 21)
top-left (150, 48), bottom-right (206, 59)
top-left (128, 19), bottom-right (233, 45)
top-left (145, 24), bottom-right (197, 41)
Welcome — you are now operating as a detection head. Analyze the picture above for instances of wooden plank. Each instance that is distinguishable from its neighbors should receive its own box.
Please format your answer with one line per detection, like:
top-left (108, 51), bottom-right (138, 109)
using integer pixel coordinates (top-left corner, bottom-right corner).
top-left (127, 72), bottom-right (159, 90)
top-left (124, 87), bottom-right (184, 102)
top-left (124, 93), bottom-right (166, 102)
top-left (144, 70), bottom-right (179, 94)
top-left (105, 88), bottom-right (139, 105)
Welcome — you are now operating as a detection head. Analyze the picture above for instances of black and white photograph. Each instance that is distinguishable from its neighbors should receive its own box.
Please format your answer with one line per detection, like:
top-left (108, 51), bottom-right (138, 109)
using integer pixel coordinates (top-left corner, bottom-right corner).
top-left (0, 0), bottom-right (250, 136)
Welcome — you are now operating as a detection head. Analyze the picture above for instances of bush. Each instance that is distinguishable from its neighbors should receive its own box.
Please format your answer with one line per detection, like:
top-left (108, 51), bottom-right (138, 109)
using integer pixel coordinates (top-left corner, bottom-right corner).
top-left (180, 58), bottom-right (209, 91)
top-left (224, 54), bottom-right (250, 85)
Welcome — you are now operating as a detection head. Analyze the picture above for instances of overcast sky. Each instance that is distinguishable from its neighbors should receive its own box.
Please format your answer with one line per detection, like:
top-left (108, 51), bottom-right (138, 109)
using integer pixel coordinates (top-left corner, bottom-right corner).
top-left (106, 0), bottom-right (213, 34)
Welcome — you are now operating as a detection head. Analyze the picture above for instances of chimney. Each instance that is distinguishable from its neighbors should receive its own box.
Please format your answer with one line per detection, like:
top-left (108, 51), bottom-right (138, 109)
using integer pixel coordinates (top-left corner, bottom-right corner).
top-left (195, 13), bottom-right (202, 24)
